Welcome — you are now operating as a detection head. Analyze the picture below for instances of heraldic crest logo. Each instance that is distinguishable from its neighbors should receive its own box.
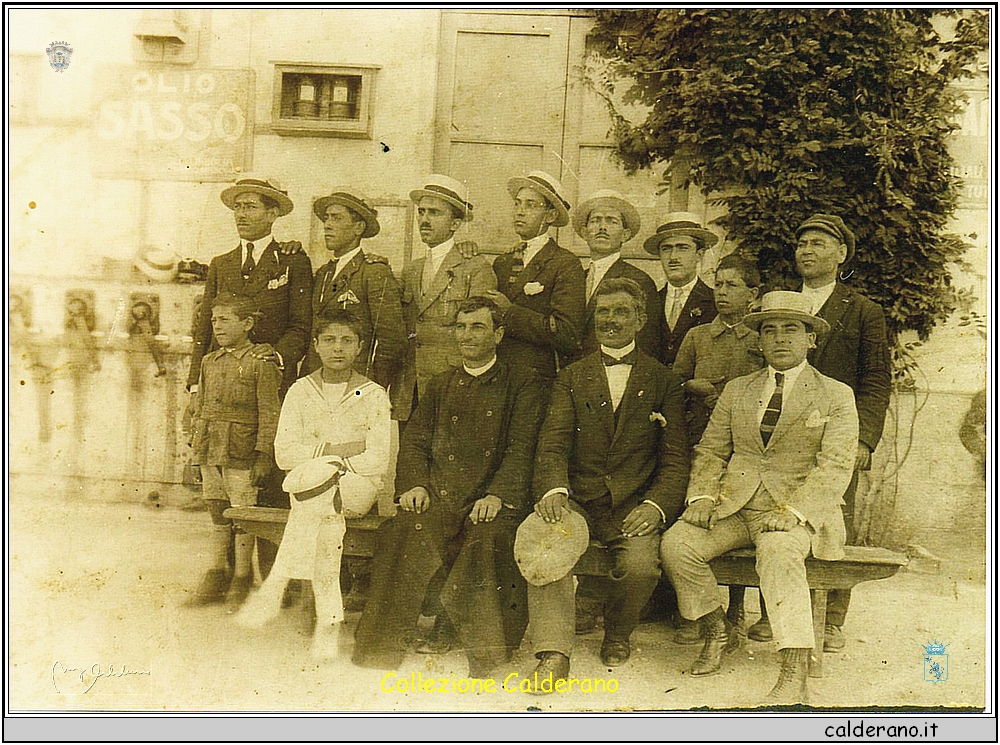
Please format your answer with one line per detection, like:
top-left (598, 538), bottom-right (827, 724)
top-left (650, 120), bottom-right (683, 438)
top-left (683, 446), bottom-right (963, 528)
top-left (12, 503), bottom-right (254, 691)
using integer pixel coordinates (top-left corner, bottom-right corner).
top-left (922, 640), bottom-right (949, 683)
top-left (46, 41), bottom-right (73, 72)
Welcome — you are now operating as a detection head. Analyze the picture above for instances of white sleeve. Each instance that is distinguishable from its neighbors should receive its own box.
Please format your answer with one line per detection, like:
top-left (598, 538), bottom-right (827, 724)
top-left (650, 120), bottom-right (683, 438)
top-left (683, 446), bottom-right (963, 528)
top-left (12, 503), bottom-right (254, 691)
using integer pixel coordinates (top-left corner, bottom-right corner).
top-left (273, 383), bottom-right (314, 471)
top-left (342, 386), bottom-right (392, 482)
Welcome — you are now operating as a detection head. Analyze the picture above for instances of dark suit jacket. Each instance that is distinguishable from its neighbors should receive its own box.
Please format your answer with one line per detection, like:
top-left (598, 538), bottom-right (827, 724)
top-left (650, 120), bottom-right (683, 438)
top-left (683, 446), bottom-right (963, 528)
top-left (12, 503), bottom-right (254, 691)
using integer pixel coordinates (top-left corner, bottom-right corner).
top-left (807, 282), bottom-right (891, 451)
top-left (493, 238), bottom-right (586, 380)
top-left (658, 278), bottom-right (717, 367)
top-left (396, 360), bottom-right (545, 514)
top-left (533, 350), bottom-right (689, 524)
top-left (303, 249), bottom-right (407, 417)
top-left (581, 257), bottom-right (661, 358)
top-left (188, 240), bottom-right (313, 392)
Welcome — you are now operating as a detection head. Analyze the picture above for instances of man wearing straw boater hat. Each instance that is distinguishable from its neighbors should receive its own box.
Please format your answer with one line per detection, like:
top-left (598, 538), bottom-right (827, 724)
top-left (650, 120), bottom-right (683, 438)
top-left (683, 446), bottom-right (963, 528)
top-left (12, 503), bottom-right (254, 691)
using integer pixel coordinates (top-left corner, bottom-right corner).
top-left (747, 214), bottom-right (890, 652)
top-left (188, 175), bottom-right (313, 396)
top-left (396, 175), bottom-right (496, 421)
top-left (660, 290), bottom-right (859, 705)
top-left (488, 170), bottom-right (586, 381)
top-left (305, 189), bottom-right (407, 415)
top-left (643, 212), bottom-right (719, 366)
top-left (573, 189), bottom-right (661, 357)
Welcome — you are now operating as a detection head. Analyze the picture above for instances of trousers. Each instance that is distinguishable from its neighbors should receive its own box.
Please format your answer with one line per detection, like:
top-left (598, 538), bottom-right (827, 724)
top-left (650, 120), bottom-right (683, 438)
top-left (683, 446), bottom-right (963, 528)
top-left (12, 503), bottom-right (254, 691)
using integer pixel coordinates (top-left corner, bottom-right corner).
top-left (660, 507), bottom-right (815, 649)
top-left (527, 497), bottom-right (660, 657)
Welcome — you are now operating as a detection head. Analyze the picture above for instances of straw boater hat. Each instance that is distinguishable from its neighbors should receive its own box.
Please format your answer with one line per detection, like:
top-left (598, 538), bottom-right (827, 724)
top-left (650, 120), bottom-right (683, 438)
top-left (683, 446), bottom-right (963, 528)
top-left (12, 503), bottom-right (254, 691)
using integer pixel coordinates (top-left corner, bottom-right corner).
top-left (514, 509), bottom-right (590, 586)
top-left (506, 170), bottom-right (571, 228)
top-left (742, 291), bottom-right (831, 336)
top-left (409, 175), bottom-right (474, 221)
top-left (643, 211), bottom-right (719, 255)
top-left (795, 213), bottom-right (856, 264)
top-left (134, 246), bottom-right (180, 282)
top-left (282, 456), bottom-right (379, 516)
top-left (312, 189), bottom-right (381, 238)
top-left (572, 189), bottom-right (642, 241)
top-left (220, 175), bottom-right (294, 217)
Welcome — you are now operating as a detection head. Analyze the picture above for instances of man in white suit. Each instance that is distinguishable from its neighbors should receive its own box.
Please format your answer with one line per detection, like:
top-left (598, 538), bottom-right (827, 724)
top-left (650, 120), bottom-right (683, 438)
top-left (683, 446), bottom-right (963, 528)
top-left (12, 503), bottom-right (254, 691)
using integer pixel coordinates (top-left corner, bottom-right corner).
top-left (660, 291), bottom-right (858, 705)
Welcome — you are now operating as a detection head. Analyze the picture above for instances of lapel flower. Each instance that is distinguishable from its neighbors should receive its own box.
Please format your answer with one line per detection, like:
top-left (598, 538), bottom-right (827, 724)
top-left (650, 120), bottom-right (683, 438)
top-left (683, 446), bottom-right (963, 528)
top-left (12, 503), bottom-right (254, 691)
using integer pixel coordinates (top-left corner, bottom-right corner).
top-left (523, 281), bottom-right (545, 296)
top-left (690, 307), bottom-right (703, 318)
top-left (337, 289), bottom-right (361, 306)
top-left (649, 411), bottom-right (667, 428)
top-left (805, 410), bottom-right (831, 428)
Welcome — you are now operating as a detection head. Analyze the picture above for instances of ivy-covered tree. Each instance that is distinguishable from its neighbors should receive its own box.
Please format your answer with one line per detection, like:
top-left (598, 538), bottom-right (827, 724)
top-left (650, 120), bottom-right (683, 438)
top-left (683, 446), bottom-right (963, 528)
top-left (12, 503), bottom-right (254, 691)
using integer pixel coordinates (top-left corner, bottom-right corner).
top-left (588, 9), bottom-right (988, 343)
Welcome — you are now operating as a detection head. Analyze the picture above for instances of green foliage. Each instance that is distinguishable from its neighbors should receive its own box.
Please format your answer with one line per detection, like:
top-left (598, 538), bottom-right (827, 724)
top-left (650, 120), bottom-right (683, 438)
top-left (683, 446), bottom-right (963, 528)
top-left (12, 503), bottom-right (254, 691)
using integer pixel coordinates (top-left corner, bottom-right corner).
top-left (589, 9), bottom-right (988, 342)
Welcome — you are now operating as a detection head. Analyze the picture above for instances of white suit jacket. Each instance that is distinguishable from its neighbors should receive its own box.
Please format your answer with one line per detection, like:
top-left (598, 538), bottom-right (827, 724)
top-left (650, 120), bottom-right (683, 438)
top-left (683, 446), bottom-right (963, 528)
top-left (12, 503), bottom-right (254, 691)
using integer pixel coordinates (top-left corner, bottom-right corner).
top-left (688, 364), bottom-right (858, 559)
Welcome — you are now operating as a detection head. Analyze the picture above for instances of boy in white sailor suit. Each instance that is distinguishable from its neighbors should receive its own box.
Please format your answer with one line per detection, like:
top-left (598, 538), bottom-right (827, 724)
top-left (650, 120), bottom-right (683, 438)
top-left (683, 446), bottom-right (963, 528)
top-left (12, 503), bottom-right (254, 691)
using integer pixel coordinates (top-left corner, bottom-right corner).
top-left (237, 309), bottom-right (392, 659)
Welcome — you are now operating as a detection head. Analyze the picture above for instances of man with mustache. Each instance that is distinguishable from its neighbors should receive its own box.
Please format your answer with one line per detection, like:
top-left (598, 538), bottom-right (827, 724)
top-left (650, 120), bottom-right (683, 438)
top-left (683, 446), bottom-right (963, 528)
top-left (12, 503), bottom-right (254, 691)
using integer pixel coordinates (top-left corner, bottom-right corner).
top-left (643, 212), bottom-right (719, 367)
top-left (398, 175), bottom-right (496, 421)
top-left (575, 190), bottom-right (660, 357)
top-left (518, 277), bottom-right (688, 690)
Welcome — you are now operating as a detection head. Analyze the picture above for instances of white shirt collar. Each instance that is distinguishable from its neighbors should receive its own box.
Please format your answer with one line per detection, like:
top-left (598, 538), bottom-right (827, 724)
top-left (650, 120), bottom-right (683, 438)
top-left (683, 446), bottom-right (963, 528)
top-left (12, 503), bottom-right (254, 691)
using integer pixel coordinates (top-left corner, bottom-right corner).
top-left (767, 358), bottom-right (809, 390)
top-left (521, 233), bottom-right (549, 267)
top-left (463, 355), bottom-right (497, 377)
top-left (800, 280), bottom-right (837, 314)
top-left (241, 235), bottom-right (273, 261)
top-left (600, 340), bottom-right (636, 361)
top-left (332, 246), bottom-right (362, 277)
top-left (665, 274), bottom-right (699, 298)
top-left (426, 235), bottom-right (455, 266)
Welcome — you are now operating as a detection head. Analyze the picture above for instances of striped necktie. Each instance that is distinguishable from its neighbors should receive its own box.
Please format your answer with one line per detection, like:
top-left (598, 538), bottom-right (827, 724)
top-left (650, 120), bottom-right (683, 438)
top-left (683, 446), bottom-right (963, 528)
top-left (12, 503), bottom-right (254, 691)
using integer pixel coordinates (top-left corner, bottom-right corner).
top-left (759, 371), bottom-right (785, 446)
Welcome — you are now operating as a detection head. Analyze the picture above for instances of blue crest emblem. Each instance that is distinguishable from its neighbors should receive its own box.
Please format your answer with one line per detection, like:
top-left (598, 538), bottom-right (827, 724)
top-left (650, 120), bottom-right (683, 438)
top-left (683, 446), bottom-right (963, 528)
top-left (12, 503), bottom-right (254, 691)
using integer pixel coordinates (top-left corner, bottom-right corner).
top-left (46, 41), bottom-right (73, 72)
top-left (922, 640), bottom-right (949, 683)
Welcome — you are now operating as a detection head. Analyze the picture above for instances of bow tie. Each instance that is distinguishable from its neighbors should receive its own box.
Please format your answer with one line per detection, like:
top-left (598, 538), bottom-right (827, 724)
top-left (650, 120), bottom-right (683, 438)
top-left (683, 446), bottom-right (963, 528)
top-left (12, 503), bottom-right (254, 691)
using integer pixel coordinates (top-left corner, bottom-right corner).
top-left (602, 349), bottom-right (637, 367)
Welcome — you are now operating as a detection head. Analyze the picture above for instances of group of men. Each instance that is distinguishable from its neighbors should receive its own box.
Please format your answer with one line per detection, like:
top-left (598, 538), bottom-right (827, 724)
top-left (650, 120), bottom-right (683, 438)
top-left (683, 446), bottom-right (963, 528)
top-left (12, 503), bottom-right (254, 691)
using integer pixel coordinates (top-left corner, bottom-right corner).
top-left (188, 169), bottom-right (890, 705)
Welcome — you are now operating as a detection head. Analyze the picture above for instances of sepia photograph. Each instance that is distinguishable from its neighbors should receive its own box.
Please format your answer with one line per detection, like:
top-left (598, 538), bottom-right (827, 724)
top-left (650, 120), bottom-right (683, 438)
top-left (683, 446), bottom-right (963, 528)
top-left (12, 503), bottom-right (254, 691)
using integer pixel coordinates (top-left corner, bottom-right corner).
top-left (5, 5), bottom-right (994, 734)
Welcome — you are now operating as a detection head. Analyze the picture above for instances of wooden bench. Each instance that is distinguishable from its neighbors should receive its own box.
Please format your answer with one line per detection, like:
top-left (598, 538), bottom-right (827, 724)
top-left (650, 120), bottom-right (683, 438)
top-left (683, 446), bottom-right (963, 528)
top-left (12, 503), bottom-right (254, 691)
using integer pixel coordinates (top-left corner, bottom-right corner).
top-left (225, 506), bottom-right (908, 677)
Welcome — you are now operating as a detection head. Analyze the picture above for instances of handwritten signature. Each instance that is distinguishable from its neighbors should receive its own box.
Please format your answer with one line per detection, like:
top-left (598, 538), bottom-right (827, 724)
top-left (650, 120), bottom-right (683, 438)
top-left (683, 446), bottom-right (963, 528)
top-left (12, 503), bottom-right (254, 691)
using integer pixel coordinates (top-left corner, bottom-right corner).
top-left (52, 660), bottom-right (150, 694)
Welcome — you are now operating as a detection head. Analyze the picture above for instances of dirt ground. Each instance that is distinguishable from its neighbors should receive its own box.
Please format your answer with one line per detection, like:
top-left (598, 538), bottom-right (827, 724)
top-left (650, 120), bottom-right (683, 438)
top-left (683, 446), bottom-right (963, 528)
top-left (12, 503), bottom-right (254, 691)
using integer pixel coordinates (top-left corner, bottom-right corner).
top-left (7, 476), bottom-right (988, 713)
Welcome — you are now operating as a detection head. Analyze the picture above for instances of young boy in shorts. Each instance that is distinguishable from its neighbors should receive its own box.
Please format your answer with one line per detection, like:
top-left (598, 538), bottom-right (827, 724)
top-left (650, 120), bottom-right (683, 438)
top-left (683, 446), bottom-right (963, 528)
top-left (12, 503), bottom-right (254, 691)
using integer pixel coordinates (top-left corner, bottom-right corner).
top-left (188, 294), bottom-right (281, 611)
top-left (237, 309), bottom-right (392, 659)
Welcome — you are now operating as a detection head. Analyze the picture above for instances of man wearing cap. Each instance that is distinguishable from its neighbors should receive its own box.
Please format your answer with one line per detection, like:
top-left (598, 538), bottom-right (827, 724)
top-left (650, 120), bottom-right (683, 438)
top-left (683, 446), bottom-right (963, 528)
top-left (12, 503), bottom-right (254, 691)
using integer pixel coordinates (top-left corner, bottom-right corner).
top-left (644, 212), bottom-right (719, 367)
top-left (488, 170), bottom-right (586, 381)
top-left (353, 297), bottom-right (545, 678)
top-left (660, 291), bottom-right (858, 704)
top-left (396, 175), bottom-right (496, 420)
top-left (746, 214), bottom-right (890, 651)
top-left (305, 190), bottom-right (407, 415)
top-left (574, 190), bottom-right (660, 357)
top-left (518, 277), bottom-right (688, 689)
top-left (188, 176), bottom-right (313, 395)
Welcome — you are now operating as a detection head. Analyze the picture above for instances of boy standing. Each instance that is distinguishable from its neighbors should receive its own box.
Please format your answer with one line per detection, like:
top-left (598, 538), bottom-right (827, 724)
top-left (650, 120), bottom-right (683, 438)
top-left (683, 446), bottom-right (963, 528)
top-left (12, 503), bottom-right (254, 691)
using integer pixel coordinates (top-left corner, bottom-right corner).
top-left (188, 294), bottom-right (282, 612)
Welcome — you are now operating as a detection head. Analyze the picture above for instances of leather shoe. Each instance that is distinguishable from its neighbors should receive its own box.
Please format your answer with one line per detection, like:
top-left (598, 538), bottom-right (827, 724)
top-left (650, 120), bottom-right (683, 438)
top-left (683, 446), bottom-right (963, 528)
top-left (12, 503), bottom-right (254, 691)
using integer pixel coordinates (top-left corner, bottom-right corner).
top-left (726, 599), bottom-right (747, 652)
top-left (823, 623), bottom-right (846, 652)
top-left (415, 614), bottom-right (456, 655)
top-left (600, 637), bottom-right (630, 667)
top-left (528, 652), bottom-right (570, 695)
top-left (748, 615), bottom-right (773, 642)
top-left (765, 647), bottom-right (810, 706)
top-left (690, 617), bottom-right (731, 677)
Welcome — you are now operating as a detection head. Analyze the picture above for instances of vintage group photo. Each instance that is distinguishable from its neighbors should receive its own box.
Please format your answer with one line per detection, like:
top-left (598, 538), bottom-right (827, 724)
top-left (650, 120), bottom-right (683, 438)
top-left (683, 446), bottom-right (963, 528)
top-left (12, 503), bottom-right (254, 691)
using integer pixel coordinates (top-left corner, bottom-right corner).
top-left (6, 7), bottom-right (991, 721)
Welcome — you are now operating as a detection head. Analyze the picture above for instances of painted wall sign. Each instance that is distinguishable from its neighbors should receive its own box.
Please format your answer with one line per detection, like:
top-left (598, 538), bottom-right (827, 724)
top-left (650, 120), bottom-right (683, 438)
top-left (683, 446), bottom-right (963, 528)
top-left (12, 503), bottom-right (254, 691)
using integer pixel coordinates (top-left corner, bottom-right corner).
top-left (93, 66), bottom-right (254, 181)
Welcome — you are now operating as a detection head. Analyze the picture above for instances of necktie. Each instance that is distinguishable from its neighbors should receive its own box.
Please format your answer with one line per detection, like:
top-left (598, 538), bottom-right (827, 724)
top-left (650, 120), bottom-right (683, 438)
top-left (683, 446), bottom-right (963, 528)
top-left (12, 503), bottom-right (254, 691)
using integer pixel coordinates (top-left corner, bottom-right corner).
top-left (585, 264), bottom-right (595, 301)
top-left (666, 291), bottom-right (683, 331)
top-left (319, 258), bottom-right (339, 304)
top-left (242, 242), bottom-right (255, 279)
top-left (759, 371), bottom-right (785, 446)
top-left (509, 242), bottom-right (527, 282)
top-left (602, 349), bottom-right (637, 367)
